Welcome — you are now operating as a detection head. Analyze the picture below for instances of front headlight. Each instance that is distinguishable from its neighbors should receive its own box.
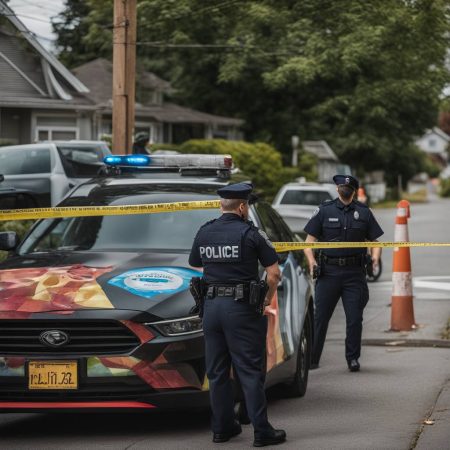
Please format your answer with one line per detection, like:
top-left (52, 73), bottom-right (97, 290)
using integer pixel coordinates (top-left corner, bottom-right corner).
top-left (148, 315), bottom-right (203, 337)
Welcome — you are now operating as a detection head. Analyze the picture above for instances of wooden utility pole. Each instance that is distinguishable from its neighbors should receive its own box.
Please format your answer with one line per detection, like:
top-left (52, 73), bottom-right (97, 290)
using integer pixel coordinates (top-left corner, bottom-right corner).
top-left (112, 0), bottom-right (136, 154)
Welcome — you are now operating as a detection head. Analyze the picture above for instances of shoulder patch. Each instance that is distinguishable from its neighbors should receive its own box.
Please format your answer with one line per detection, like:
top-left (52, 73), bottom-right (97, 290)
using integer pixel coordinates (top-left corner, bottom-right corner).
top-left (311, 207), bottom-right (320, 218)
top-left (258, 229), bottom-right (275, 249)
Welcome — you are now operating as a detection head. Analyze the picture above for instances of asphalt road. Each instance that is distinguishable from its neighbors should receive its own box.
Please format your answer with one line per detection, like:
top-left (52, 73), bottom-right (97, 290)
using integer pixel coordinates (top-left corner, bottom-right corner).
top-left (1, 197), bottom-right (449, 449)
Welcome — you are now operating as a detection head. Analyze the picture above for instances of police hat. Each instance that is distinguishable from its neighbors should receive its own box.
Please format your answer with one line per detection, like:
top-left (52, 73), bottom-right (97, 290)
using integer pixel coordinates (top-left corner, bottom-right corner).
top-left (217, 182), bottom-right (253, 200)
top-left (333, 174), bottom-right (359, 191)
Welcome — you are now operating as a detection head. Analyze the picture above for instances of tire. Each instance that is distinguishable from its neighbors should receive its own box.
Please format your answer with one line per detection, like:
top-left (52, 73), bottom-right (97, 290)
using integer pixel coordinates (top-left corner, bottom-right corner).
top-left (367, 258), bottom-right (382, 282)
top-left (282, 309), bottom-right (312, 398)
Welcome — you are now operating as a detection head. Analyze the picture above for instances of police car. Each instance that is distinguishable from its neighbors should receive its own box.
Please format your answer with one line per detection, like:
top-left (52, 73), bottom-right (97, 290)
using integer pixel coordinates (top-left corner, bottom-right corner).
top-left (0, 154), bottom-right (313, 412)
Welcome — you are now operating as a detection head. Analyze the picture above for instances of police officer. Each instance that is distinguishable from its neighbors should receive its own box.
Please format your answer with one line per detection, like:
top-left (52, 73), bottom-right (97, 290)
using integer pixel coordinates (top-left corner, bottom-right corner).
top-left (189, 182), bottom-right (286, 447)
top-left (303, 175), bottom-right (383, 372)
top-left (132, 132), bottom-right (150, 154)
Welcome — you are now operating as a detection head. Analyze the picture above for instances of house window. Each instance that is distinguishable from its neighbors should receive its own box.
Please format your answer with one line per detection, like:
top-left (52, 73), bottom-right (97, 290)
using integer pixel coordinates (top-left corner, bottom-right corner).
top-left (429, 138), bottom-right (436, 148)
top-left (35, 115), bottom-right (79, 142)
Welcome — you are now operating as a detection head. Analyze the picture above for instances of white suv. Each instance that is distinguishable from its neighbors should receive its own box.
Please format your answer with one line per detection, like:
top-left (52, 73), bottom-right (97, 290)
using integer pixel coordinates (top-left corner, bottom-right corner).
top-left (0, 141), bottom-right (111, 207)
top-left (272, 181), bottom-right (336, 235)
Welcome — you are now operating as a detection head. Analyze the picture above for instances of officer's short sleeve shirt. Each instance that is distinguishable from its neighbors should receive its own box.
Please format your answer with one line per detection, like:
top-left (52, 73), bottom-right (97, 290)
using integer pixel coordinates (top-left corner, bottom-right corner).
top-left (189, 232), bottom-right (203, 267)
top-left (248, 228), bottom-right (278, 268)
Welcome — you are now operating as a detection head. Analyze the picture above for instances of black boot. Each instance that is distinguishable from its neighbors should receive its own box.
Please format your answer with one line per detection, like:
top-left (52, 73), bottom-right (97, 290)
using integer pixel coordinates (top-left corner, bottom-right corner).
top-left (213, 421), bottom-right (242, 443)
top-left (347, 359), bottom-right (360, 372)
top-left (253, 429), bottom-right (286, 447)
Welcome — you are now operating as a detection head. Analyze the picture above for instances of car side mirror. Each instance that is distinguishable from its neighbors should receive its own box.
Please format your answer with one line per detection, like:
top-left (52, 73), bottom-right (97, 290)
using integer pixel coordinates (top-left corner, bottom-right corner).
top-left (0, 174), bottom-right (4, 182)
top-left (0, 231), bottom-right (20, 251)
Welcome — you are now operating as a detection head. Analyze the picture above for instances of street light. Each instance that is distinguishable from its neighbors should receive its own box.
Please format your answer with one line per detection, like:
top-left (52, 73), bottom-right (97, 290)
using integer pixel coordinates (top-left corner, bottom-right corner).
top-left (291, 135), bottom-right (300, 166)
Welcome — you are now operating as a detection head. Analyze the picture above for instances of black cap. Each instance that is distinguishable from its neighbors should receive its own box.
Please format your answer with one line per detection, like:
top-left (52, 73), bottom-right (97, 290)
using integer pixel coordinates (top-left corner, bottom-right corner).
top-left (217, 182), bottom-right (253, 200)
top-left (333, 174), bottom-right (359, 191)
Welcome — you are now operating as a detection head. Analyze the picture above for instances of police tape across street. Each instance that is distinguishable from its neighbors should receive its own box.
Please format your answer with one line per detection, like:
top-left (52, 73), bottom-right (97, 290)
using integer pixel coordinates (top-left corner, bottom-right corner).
top-left (1, 200), bottom-right (450, 252)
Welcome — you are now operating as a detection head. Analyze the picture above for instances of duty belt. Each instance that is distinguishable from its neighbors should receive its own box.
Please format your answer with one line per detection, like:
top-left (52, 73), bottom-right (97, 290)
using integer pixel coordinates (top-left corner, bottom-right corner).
top-left (206, 284), bottom-right (249, 299)
top-left (322, 255), bottom-right (364, 267)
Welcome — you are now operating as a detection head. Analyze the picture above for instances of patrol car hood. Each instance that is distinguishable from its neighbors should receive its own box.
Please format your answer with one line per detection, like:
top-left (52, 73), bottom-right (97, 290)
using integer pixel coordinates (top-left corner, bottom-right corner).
top-left (0, 251), bottom-right (201, 320)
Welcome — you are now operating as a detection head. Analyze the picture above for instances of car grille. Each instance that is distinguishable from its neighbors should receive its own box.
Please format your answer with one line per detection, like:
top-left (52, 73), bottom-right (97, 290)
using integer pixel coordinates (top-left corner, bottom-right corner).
top-left (0, 320), bottom-right (140, 355)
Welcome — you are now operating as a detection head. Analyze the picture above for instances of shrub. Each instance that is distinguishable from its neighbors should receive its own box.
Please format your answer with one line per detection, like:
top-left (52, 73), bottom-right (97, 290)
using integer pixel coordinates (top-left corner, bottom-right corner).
top-left (178, 139), bottom-right (316, 199)
top-left (440, 178), bottom-right (450, 197)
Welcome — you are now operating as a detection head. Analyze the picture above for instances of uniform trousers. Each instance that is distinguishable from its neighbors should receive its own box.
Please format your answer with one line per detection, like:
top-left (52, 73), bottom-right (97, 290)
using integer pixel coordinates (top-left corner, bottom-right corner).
top-left (202, 296), bottom-right (270, 434)
top-left (312, 264), bottom-right (369, 364)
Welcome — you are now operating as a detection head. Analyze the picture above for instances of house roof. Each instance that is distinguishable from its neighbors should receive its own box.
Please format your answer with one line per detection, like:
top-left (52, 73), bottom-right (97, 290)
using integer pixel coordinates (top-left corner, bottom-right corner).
top-left (97, 100), bottom-right (243, 126)
top-left (75, 58), bottom-right (243, 127)
top-left (429, 127), bottom-right (450, 142)
top-left (0, 1), bottom-right (88, 94)
top-left (72, 58), bottom-right (172, 105)
top-left (302, 140), bottom-right (339, 162)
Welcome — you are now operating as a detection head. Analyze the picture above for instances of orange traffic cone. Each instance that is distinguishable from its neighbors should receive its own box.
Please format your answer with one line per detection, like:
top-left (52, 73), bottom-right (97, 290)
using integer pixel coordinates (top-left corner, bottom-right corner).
top-left (391, 200), bottom-right (416, 331)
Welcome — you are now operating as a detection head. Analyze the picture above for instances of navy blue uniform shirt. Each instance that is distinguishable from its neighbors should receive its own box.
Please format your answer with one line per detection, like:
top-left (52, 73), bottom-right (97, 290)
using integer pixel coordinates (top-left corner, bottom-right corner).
top-left (304, 198), bottom-right (384, 257)
top-left (189, 213), bottom-right (278, 283)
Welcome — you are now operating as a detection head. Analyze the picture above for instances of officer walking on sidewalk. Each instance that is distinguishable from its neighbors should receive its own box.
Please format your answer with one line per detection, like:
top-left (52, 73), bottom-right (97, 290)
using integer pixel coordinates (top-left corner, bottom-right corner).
top-left (303, 175), bottom-right (383, 372)
top-left (189, 182), bottom-right (286, 447)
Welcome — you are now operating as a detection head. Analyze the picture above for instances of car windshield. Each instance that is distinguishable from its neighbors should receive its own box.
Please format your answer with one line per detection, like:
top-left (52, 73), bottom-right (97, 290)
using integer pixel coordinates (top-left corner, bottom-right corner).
top-left (19, 194), bottom-right (220, 254)
top-left (57, 143), bottom-right (110, 178)
top-left (0, 146), bottom-right (51, 174)
top-left (280, 189), bottom-right (332, 205)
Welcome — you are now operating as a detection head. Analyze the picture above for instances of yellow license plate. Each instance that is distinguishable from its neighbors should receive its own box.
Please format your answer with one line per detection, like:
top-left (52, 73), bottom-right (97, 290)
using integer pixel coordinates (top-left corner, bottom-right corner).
top-left (28, 361), bottom-right (78, 390)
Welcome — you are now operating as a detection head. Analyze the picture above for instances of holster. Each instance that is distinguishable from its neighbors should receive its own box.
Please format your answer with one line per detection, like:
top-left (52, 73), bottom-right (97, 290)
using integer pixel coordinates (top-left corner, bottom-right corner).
top-left (189, 277), bottom-right (206, 318)
top-left (249, 280), bottom-right (269, 315)
top-left (365, 254), bottom-right (374, 277)
top-left (313, 252), bottom-right (323, 279)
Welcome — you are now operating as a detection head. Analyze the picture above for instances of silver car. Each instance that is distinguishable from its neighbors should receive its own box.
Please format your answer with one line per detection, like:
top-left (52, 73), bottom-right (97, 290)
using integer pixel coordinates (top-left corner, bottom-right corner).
top-left (272, 181), bottom-right (336, 235)
top-left (0, 141), bottom-right (111, 206)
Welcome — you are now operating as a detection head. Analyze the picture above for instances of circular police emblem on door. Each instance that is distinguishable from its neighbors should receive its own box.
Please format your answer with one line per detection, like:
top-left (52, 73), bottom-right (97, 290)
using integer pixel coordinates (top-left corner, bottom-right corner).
top-left (354, 211), bottom-right (359, 220)
top-left (108, 266), bottom-right (202, 299)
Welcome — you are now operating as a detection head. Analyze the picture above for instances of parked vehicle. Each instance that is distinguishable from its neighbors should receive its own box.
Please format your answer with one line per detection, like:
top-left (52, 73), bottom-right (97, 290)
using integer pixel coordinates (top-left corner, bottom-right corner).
top-left (272, 180), bottom-right (336, 235)
top-left (0, 154), bottom-right (313, 412)
top-left (0, 141), bottom-right (111, 207)
top-left (0, 174), bottom-right (40, 210)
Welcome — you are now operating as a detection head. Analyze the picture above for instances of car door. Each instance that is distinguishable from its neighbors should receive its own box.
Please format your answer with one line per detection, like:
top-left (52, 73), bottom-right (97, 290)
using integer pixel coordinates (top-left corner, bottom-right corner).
top-left (254, 202), bottom-right (299, 371)
top-left (0, 145), bottom-right (52, 206)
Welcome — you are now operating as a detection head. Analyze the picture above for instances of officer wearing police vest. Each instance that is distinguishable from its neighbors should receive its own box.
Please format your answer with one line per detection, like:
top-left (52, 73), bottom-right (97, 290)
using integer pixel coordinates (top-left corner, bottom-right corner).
top-left (189, 182), bottom-right (286, 447)
top-left (303, 175), bottom-right (383, 372)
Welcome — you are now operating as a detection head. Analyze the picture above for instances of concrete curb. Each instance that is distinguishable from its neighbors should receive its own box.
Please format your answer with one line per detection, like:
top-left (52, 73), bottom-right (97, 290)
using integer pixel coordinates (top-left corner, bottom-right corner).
top-left (362, 338), bottom-right (450, 349)
top-left (412, 378), bottom-right (450, 449)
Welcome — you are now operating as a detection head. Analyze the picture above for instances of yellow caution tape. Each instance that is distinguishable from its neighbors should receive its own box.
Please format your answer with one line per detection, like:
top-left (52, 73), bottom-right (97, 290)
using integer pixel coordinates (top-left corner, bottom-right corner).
top-left (1, 201), bottom-right (450, 252)
top-left (0, 200), bottom-right (221, 221)
top-left (273, 241), bottom-right (450, 253)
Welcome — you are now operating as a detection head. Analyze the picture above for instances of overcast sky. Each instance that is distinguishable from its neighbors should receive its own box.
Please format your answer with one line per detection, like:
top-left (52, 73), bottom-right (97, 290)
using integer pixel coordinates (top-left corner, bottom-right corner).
top-left (8, 0), bottom-right (65, 51)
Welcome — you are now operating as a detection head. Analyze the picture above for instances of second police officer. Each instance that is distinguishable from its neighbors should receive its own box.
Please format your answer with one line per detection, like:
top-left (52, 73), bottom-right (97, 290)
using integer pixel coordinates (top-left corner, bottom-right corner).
top-left (189, 182), bottom-right (286, 447)
top-left (303, 175), bottom-right (383, 372)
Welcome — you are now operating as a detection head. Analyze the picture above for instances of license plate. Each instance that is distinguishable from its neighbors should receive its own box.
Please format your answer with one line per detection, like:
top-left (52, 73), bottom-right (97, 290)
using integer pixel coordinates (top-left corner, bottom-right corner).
top-left (28, 361), bottom-right (78, 390)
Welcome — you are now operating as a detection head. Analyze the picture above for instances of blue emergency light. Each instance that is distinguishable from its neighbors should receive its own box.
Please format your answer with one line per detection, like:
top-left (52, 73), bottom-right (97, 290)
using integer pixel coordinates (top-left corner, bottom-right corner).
top-left (104, 155), bottom-right (151, 166)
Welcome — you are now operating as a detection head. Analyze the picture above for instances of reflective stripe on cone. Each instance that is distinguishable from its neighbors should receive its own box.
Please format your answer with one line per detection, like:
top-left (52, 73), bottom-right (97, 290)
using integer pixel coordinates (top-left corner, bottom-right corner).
top-left (391, 200), bottom-right (416, 331)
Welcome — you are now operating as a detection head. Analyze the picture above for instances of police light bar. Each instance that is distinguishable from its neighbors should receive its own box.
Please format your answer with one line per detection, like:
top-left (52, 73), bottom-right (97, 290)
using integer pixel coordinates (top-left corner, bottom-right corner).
top-left (104, 155), bottom-right (151, 166)
top-left (103, 154), bottom-right (232, 169)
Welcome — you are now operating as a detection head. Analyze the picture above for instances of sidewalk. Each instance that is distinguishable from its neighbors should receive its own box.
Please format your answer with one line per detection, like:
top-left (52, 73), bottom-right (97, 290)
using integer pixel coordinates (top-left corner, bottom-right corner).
top-left (322, 272), bottom-right (450, 450)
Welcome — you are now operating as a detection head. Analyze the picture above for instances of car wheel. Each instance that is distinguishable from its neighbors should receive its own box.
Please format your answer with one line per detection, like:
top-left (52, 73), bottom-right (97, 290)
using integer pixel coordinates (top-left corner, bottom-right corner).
top-left (367, 258), bottom-right (383, 282)
top-left (282, 309), bottom-right (312, 398)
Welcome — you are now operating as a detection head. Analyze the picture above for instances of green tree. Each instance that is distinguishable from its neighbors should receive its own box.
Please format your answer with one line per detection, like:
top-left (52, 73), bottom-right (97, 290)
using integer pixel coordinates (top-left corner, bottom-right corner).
top-left (51, 0), bottom-right (110, 68)
top-left (55, 0), bottom-right (450, 185)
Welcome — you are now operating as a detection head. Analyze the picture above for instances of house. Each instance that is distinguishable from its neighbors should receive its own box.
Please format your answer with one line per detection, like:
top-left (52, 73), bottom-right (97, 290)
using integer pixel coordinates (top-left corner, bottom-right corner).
top-left (415, 127), bottom-right (449, 167)
top-left (302, 140), bottom-right (351, 183)
top-left (72, 58), bottom-right (243, 144)
top-left (0, 2), bottom-right (243, 146)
